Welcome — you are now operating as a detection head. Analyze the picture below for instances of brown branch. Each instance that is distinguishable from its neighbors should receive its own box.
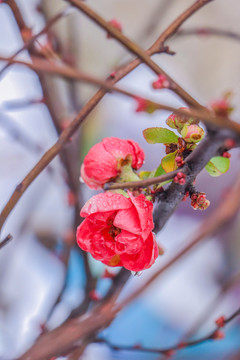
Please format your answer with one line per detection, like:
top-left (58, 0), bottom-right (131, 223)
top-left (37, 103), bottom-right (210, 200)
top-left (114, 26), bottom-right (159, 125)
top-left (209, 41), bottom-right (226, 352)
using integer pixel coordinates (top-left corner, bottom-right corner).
top-left (18, 305), bottom-right (118, 360)
top-left (1, 55), bottom-right (240, 135)
top-left (177, 27), bottom-right (240, 43)
top-left (3, 0), bottom-right (28, 32)
top-left (149, 0), bottom-right (215, 52)
top-left (0, 7), bottom-right (71, 77)
top-left (105, 170), bottom-right (179, 190)
top-left (180, 271), bottom-right (240, 343)
top-left (96, 306), bottom-right (240, 355)
top-left (66, 0), bottom-right (208, 109)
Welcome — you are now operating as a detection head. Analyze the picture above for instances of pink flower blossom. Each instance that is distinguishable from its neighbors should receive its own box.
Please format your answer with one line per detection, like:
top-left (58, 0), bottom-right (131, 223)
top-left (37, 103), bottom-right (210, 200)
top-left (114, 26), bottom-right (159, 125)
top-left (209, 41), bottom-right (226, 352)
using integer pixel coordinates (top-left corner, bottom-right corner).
top-left (76, 191), bottom-right (158, 271)
top-left (81, 137), bottom-right (144, 189)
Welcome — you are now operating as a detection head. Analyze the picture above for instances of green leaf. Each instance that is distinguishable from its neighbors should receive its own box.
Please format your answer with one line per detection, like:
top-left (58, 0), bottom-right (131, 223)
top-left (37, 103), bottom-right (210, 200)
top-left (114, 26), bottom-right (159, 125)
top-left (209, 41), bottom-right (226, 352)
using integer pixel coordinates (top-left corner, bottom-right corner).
top-left (154, 164), bottom-right (166, 177)
top-left (161, 151), bottom-right (177, 173)
top-left (139, 170), bottom-right (155, 179)
top-left (143, 127), bottom-right (179, 144)
top-left (153, 164), bottom-right (172, 189)
top-left (205, 156), bottom-right (230, 177)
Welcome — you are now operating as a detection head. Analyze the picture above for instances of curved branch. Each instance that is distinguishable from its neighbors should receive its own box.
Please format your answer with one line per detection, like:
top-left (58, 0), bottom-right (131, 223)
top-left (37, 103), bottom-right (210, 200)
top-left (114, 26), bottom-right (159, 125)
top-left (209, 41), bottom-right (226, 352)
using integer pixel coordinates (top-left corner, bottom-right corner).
top-left (0, 0), bottom-right (217, 232)
top-left (66, 0), bottom-right (208, 109)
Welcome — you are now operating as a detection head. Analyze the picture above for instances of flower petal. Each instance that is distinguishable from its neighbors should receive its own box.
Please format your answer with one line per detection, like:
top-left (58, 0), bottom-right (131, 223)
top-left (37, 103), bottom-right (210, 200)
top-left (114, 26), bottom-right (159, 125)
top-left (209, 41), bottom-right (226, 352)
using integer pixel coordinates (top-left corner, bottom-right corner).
top-left (127, 140), bottom-right (145, 169)
top-left (113, 206), bottom-right (141, 235)
top-left (103, 137), bottom-right (134, 162)
top-left (127, 192), bottom-right (154, 239)
top-left (120, 232), bottom-right (158, 271)
top-left (82, 142), bottom-right (118, 188)
top-left (115, 230), bottom-right (143, 254)
top-left (80, 192), bottom-right (131, 217)
top-left (76, 218), bottom-right (115, 261)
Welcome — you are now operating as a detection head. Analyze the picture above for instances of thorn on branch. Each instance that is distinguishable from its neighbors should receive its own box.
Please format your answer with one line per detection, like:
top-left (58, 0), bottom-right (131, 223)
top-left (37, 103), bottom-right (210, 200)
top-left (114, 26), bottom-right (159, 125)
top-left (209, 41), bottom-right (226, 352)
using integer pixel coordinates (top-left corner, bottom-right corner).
top-left (0, 234), bottom-right (13, 249)
top-left (16, 183), bottom-right (23, 192)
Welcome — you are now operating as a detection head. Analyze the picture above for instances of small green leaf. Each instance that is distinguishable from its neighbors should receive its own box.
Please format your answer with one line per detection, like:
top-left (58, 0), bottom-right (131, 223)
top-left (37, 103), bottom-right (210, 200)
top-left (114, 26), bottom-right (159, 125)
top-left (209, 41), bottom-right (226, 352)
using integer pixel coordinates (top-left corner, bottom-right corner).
top-left (139, 170), bottom-right (155, 179)
top-left (154, 164), bottom-right (166, 177)
top-left (205, 156), bottom-right (230, 177)
top-left (161, 151), bottom-right (177, 173)
top-left (143, 127), bottom-right (179, 144)
top-left (154, 164), bottom-right (172, 188)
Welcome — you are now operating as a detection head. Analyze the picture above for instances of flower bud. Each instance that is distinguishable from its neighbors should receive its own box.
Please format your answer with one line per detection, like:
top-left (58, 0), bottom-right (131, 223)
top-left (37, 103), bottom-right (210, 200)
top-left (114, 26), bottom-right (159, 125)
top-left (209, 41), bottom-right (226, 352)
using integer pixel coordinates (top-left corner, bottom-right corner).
top-left (152, 74), bottom-right (170, 89)
top-left (181, 124), bottom-right (204, 143)
top-left (191, 192), bottom-right (210, 210)
top-left (166, 108), bottom-right (197, 133)
top-left (107, 19), bottom-right (122, 38)
top-left (166, 114), bottom-right (178, 129)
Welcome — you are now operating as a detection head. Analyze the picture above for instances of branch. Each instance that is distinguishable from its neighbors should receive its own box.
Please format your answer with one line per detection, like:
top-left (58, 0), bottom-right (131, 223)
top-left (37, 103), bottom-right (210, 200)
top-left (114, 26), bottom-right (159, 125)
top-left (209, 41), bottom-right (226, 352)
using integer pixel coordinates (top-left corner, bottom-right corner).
top-left (0, 234), bottom-right (12, 249)
top-left (66, 0), bottom-right (210, 108)
top-left (0, 7), bottom-right (71, 77)
top-left (177, 27), bottom-right (240, 43)
top-left (1, 56), bottom-right (239, 135)
top-left (18, 305), bottom-right (118, 360)
top-left (0, 0), bottom-right (220, 232)
top-left (179, 271), bottom-right (240, 343)
top-left (105, 170), bottom-right (179, 190)
top-left (96, 306), bottom-right (240, 355)
top-left (118, 170), bottom-right (240, 309)
top-left (17, 172), bottom-right (240, 360)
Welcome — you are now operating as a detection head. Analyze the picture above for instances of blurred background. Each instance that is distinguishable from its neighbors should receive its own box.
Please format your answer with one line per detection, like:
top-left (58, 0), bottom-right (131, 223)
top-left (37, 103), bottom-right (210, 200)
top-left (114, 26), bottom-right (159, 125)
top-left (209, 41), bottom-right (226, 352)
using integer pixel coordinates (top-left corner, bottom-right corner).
top-left (0, 0), bottom-right (240, 359)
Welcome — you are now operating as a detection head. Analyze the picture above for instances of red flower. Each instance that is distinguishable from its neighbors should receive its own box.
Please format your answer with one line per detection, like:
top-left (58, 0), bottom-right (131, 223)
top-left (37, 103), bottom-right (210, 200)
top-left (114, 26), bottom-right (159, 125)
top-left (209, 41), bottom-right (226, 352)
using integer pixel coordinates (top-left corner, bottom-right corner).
top-left (80, 137), bottom-right (144, 189)
top-left (76, 191), bottom-right (158, 271)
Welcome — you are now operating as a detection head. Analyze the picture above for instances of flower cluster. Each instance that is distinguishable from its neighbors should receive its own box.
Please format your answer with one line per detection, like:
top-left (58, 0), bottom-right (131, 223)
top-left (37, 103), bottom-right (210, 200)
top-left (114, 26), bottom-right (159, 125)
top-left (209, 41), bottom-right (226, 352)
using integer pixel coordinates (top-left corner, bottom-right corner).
top-left (166, 109), bottom-right (204, 144)
top-left (173, 172), bottom-right (186, 185)
top-left (152, 74), bottom-right (170, 89)
top-left (78, 137), bottom-right (158, 272)
top-left (191, 192), bottom-right (210, 210)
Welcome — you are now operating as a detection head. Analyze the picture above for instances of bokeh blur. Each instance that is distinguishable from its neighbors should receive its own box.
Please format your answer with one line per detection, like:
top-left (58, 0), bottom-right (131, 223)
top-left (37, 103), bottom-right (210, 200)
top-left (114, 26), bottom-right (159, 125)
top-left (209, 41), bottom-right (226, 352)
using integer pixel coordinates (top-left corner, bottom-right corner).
top-left (0, 0), bottom-right (240, 359)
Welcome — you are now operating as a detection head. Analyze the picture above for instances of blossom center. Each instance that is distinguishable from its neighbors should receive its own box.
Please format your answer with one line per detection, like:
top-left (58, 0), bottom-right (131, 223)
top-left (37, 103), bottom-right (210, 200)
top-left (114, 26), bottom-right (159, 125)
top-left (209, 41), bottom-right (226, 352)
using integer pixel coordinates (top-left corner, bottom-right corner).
top-left (106, 218), bottom-right (121, 238)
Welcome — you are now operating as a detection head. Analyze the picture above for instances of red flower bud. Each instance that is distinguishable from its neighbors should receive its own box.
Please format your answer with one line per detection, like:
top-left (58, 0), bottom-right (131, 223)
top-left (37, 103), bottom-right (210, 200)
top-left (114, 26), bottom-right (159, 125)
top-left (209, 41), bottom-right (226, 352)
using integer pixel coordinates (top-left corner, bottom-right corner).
top-left (166, 108), bottom-right (197, 132)
top-left (107, 19), bottom-right (122, 38)
top-left (152, 74), bottom-right (170, 89)
top-left (222, 151), bottom-right (231, 158)
top-left (224, 138), bottom-right (235, 149)
top-left (210, 98), bottom-right (233, 117)
top-left (181, 124), bottom-right (204, 143)
top-left (89, 290), bottom-right (101, 301)
top-left (163, 349), bottom-right (176, 358)
top-left (191, 192), bottom-right (210, 210)
top-left (102, 269), bottom-right (116, 279)
top-left (215, 316), bottom-right (225, 328)
top-left (174, 172), bottom-right (186, 184)
top-left (212, 330), bottom-right (225, 340)
top-left (81, 137), bottom-right (144, 189)
top-left (67, 190), bottom-right (77, 206)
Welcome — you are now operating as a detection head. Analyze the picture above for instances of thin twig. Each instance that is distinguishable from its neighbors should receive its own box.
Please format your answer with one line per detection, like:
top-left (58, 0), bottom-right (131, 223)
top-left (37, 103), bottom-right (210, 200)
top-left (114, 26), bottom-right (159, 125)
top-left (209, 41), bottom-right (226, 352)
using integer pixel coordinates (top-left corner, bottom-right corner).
top-left (96, 306), bottom-right (240, 354)
top-left (1, 56), bottom-right (239, 135)
top-left (66, 0), bottom-right (206, 109)
top-left (0, 7), bottom-right (71, 77)
top-left (177, 27), bottom-right (240, 43)
top-left (105, 170), bottom-right (179, 190)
